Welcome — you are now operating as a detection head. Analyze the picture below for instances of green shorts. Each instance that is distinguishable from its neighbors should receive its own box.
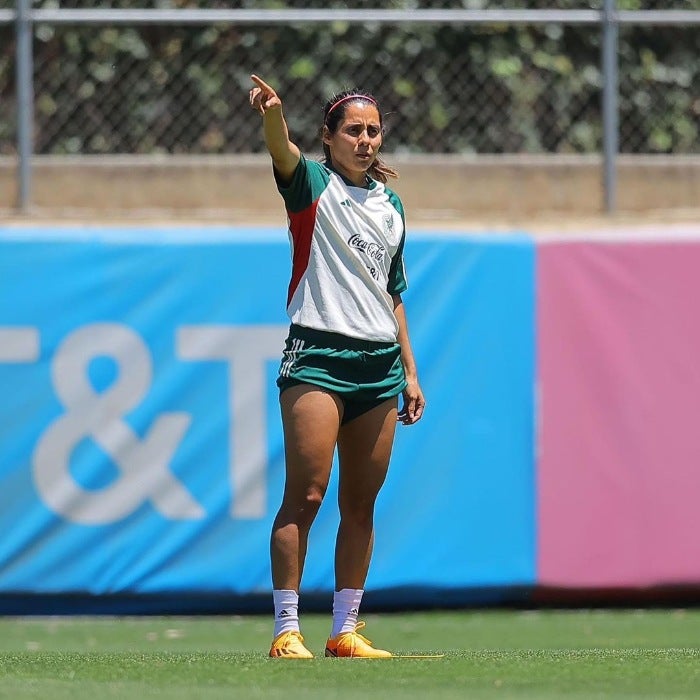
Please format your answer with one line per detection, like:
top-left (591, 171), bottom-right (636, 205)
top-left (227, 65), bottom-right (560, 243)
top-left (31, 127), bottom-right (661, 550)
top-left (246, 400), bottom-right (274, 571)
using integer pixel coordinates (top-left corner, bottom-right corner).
top-left (277, 324), bottom-right (407, 424)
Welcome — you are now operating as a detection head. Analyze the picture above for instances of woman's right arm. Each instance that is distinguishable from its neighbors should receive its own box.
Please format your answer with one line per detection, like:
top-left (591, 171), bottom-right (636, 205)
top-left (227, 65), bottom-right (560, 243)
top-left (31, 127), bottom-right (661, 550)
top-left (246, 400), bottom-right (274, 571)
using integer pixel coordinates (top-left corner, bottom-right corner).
top-left (249, 74), bottom-right (301, 183)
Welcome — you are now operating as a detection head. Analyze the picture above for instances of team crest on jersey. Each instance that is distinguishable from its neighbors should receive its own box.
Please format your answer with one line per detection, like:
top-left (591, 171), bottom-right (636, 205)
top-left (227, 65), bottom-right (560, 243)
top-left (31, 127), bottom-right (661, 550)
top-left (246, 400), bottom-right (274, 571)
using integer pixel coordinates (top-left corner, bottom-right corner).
top-left (383, 213), bottom-right (395, 236)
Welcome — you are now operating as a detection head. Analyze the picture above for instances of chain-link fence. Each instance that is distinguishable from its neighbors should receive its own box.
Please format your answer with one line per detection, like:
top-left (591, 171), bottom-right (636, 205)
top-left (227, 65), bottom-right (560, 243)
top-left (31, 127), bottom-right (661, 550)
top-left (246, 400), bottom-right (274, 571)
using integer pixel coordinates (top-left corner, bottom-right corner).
top-left (0, 1), bottom-right (698, 158)
top-left (0, 22), bottom-right (13, 155)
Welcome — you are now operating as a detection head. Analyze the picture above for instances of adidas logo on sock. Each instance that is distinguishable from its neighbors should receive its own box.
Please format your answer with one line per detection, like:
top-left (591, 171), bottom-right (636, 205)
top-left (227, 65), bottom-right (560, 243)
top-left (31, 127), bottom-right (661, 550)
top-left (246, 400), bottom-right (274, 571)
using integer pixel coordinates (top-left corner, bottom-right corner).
top-left (350, 608), bottom-right (359, 615)
top-left (278, 609), bottom-right (292, 618)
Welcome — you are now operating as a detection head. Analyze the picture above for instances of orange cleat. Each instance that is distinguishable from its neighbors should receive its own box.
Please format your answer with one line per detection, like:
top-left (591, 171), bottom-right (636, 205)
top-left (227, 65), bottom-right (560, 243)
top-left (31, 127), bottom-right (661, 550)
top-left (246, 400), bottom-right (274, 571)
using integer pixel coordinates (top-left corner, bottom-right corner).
top-left (325, 621), bottom-right (392, 658)
top-left (269, 630), bottom-right (314, 659)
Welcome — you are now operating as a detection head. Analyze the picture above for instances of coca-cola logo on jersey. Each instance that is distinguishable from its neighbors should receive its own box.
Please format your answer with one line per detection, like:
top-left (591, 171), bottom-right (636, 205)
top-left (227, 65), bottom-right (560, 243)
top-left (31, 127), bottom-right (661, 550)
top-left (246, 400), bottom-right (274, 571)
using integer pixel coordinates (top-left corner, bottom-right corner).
top-left (348, 233), bottom-right (386, 262)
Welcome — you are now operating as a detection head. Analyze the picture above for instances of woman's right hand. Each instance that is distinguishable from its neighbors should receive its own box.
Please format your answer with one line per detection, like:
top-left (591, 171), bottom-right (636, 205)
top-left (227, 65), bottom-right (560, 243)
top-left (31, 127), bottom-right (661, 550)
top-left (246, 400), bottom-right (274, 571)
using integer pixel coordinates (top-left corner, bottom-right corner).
top-left (249, 74), bottom-right (282, 115)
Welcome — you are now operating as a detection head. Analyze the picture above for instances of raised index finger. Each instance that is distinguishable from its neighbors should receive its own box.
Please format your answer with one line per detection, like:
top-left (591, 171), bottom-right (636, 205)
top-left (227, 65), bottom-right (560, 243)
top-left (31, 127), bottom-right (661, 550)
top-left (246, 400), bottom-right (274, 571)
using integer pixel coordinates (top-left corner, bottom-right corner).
top-left (250, 74), bottom-right (275, 93)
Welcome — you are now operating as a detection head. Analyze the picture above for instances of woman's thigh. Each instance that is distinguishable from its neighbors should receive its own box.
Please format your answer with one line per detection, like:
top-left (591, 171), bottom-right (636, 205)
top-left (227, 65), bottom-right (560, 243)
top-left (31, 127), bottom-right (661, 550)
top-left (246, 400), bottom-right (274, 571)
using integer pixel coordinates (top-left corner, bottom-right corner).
top-left (280, 383), bottom-right (343, 496)
top-left (336, 397), bottom-right (398, 511)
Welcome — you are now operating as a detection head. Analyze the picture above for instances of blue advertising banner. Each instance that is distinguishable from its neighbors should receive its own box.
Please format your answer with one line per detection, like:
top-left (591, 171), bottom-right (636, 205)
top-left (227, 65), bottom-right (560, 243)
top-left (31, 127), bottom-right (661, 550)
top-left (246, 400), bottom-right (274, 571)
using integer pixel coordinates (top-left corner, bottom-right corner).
top-left (0, 226), bottom-right (535, 607)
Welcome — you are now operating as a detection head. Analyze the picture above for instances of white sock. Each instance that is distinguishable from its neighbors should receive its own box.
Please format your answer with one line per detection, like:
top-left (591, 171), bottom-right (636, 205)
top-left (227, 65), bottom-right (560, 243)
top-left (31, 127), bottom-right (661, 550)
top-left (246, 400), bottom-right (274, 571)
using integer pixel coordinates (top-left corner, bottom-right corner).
top-left (273, 589), bottom-right (300, 637)
top-left (331, 588), bottom-right (364, 637)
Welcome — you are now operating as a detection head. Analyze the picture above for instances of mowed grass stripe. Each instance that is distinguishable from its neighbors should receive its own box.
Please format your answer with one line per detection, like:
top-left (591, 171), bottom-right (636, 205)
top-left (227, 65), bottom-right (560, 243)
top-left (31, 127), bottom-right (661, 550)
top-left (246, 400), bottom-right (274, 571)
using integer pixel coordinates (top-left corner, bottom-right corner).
top-left (2, 610), bottom-right (700, 652)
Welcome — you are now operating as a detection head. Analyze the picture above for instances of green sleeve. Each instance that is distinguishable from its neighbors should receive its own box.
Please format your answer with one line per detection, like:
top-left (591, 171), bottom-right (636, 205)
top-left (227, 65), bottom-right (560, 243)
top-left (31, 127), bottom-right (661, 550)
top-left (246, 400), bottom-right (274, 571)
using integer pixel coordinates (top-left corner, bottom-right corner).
top-left (274, 156), bottom-right (330, 214)
top-left (388, 232), bottom-right (408, 295)
top-left (386, 187), bottom-right (408, 294)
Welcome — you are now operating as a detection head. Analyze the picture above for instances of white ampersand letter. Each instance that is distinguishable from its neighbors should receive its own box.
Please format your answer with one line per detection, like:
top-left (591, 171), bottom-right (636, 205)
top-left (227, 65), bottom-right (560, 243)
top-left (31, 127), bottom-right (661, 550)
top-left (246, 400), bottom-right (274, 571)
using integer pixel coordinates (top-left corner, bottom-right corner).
top-left (32, 323), bottom-right (205, 524)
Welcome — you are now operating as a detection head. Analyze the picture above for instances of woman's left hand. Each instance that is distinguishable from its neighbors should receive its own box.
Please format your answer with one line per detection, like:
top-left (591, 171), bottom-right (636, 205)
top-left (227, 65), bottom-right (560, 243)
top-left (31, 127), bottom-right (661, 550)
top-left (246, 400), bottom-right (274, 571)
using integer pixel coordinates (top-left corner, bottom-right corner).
top-left (398, 380), bottom-right (425, 425)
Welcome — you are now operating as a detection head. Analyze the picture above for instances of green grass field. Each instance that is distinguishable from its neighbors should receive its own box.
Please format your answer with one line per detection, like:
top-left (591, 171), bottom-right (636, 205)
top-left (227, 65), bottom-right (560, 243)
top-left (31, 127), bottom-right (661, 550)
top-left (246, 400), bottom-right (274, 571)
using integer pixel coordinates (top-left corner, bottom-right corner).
top-left (1, 609), bottom-right (699, 699)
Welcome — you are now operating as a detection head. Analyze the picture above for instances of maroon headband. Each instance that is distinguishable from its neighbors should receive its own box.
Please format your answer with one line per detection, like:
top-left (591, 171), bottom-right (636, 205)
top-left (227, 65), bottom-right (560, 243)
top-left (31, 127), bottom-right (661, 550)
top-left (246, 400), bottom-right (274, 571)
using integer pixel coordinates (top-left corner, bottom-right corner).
top-left (325, 94), bottom-right (377, 121)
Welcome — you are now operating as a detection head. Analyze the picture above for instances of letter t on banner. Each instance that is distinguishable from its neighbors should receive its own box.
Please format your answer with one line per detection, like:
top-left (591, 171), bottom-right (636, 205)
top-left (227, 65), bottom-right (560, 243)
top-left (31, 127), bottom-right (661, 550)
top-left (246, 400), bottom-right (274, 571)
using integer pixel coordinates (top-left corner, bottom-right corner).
top-left (177, 325), bottom-right (287, 519)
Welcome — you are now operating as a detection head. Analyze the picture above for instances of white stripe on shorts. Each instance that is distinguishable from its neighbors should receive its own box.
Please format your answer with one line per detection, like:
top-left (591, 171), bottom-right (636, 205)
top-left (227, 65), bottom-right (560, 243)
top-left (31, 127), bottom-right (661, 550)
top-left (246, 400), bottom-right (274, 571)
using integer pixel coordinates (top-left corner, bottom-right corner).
top-left (280, 338), bottom-right (305, 377)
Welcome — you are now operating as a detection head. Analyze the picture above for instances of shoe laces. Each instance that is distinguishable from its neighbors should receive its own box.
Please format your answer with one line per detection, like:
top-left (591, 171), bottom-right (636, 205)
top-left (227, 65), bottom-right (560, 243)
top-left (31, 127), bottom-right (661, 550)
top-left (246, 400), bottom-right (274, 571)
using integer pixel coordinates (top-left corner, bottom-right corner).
top-left (348, 621), bottom-right (373, 646)
top-left (280, 630), bottom-right (305, 645)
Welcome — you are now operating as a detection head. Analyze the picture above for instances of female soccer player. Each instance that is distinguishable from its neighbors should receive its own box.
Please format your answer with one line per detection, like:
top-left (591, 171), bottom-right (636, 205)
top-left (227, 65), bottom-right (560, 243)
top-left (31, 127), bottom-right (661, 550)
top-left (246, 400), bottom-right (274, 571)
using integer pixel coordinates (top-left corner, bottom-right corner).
top-left (249, 74), bottom-right (425, 659)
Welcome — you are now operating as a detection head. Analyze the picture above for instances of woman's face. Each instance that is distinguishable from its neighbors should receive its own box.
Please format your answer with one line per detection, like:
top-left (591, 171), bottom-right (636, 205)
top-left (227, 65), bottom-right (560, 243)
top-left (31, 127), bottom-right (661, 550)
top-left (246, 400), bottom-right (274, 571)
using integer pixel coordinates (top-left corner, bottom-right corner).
top-left (323, 102), bottom-right (383, 186)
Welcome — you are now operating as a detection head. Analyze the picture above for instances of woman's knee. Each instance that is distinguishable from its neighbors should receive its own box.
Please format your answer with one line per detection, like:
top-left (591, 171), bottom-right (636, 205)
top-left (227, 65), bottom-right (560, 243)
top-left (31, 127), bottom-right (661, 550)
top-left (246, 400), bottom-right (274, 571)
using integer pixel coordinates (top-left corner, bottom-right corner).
top-left (338, 497), bottom-right (376, 528)
top-left (282, 484), bottom-right (326, 526)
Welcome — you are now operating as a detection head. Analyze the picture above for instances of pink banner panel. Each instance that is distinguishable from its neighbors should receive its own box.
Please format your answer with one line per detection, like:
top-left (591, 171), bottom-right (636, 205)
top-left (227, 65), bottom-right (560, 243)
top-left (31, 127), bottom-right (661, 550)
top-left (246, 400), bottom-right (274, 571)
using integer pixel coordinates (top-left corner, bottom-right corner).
top-left (538, 240), bottom-right (700, 588)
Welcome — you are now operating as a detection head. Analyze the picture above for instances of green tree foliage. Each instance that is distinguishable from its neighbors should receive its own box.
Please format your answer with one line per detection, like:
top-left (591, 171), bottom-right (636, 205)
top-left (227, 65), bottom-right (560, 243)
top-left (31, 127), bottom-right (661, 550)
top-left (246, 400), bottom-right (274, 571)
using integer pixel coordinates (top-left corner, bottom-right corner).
top-left (0, 1), bottom-right (698, 155)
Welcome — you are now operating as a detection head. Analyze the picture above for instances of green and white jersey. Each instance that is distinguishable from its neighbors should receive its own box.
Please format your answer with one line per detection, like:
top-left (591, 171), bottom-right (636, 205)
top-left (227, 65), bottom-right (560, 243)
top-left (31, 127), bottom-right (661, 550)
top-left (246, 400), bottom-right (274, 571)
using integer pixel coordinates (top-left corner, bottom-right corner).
top-left (276, 155), bottom-right (408, 342)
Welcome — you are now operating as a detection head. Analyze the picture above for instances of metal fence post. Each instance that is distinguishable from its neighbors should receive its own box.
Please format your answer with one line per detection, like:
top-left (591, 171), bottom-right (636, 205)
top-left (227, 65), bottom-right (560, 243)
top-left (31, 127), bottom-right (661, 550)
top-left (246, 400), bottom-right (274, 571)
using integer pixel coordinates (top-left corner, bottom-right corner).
top-left (15, 0), bottom-right (34, 213)
top-left (602, 0), bottom-right (619, 214)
